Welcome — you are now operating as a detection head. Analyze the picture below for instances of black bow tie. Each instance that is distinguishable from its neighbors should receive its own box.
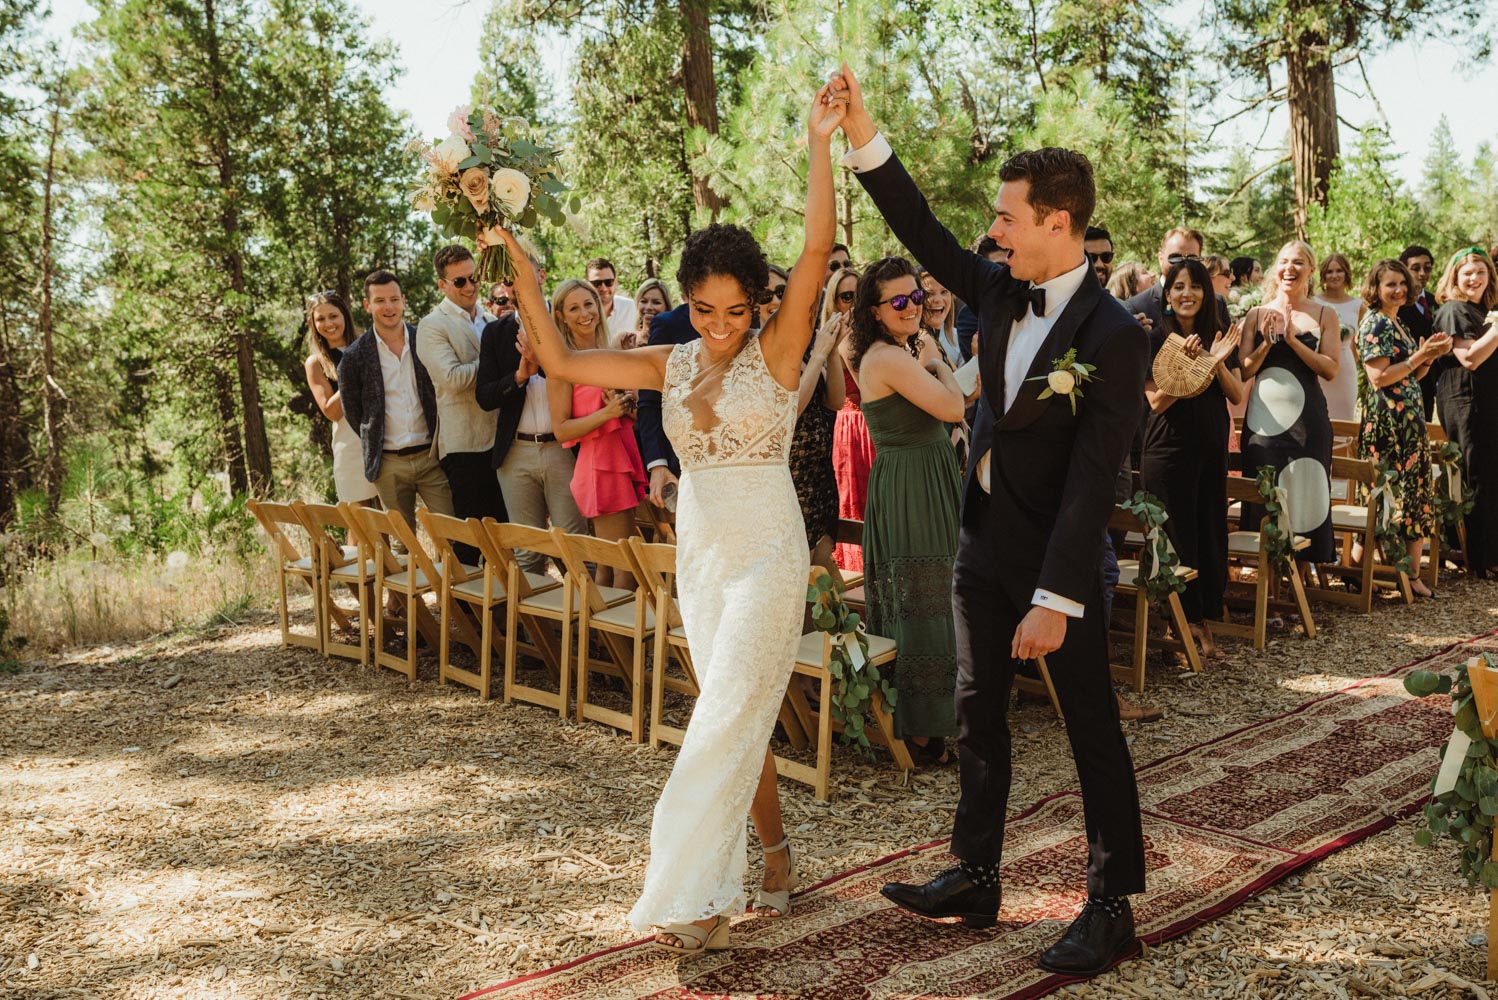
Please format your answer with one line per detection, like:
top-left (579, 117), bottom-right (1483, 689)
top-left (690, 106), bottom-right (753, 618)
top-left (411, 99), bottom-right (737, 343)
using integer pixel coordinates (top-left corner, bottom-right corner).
top-left (1011, 285), bottom-right (1046, 319)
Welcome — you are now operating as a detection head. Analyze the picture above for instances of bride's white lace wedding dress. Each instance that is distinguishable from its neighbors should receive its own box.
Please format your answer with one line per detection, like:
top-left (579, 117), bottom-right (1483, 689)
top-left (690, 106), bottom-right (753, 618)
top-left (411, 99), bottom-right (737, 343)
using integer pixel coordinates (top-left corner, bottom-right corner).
top-left (627, 333), bottom-right (809, 932)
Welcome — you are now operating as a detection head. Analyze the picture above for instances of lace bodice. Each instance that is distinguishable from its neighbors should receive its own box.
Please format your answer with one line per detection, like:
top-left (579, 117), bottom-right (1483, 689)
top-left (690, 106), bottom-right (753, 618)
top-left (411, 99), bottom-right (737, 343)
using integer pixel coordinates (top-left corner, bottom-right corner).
top-left (661, 334), bottom-right (795, 470)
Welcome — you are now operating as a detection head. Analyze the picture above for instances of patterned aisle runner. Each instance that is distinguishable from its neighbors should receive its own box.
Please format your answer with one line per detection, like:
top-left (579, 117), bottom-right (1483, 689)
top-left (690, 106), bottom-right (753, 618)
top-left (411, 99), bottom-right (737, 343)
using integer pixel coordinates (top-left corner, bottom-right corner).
top-left (462, 634), bottom-right (1491, 1000)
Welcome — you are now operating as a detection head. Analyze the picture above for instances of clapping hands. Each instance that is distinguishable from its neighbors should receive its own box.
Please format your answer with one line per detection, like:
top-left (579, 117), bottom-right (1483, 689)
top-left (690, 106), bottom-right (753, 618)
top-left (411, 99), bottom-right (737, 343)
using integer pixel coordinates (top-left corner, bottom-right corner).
top-left (1416, 332), bottom-right (1453, 363)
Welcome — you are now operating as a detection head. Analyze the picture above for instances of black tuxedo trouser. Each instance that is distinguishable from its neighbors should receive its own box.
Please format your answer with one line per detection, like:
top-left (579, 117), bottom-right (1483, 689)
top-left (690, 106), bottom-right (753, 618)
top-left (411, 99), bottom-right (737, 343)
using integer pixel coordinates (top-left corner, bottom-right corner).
top-left (440, 450), bottom-right (507, 564)
top-left (949, 504), bottom-right (1147, 898)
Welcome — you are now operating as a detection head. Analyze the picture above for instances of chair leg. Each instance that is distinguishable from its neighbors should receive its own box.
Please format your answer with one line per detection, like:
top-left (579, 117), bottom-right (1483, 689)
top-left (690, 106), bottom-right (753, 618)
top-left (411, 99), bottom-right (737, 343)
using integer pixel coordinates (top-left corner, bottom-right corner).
top-left (277, 569), bottom-right (291, 648)
top-left (479, 600), bottom-right (494, 703)
top-left (631, 613), bottom-right (647, 743)
top-left (1253, 571), bottom-right (1269, 650)
top-left (558, 587), bottom-right (573, 720)
top-left (1288, 569), bottom-right (1317, 639)
top-left (503, 599), bottom-right (519, 706)
top-left (1036, 655), bottom-right (1062, 717)
top-left (814, 671), bottom-right (833, 802)
top-left (871, 690), bottom-right (914, 772)
top-left (1168, 595), bottom-right (1202, 673)
top-left (438, 584), bottom-right (451, 687)
top-left (575, 603), bottom-right (590, 724)
top-left (1131, 591), bottom-right (1148, 691)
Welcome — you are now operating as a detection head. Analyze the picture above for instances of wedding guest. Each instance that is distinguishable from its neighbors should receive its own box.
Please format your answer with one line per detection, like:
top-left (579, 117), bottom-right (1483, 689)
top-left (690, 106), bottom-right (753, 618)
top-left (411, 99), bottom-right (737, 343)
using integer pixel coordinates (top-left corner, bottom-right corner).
top-left (1229, 256), bottom-right (1262, 304)
top-left (827, 266), bottom-right (871, 570)
top-left (1434, 247), bottom-right (1498, 576)
top-left (1141, 259), bottom-right (1243, 659)
top-left (760, 264), bottom-right (789, 325)
top-left (1204, 254), bottom-right (1233, 300)
top-left (848, 256), bottom-right (964, 764)
top-left (417, 245), bottom-right (505, 561)
top-left (304, 291), bottom-right (379, 506)
top-left (1126, 227), bottom-right (1229, 332)
top-left (475, 241), bottom-right (588, 575)
top-left (1084, 225), bottom-right (1114, 288)
top-left (487, 281), bottom-right (516, 320)
top-left (1356, 259), bottom-right (1451, 597)
top-left (1107, 261), bottom-right (1151, 300)
top-left (917, 266), bottom-right (959, 368)
top-left (613, 279), bottom-right (672, 350)
top-left (550, 279), bottom-right (647, 588)
top-left (1238, 241), bottom-right (1339, 567)
top-left (790, 309), bottom-right (845, 573)
top-left (638, 297), bottom-right (698, 509)
top-left (587, 257), bottom-right (637, 340)
top-left (828, 242), bottom-right (852, 275)
top-left (1398, 245), bottom-right (1439, 420)
top-left (1315, 252), bottom-right (1365, 421)
top-left (338, 270), bottom-right (454, 526)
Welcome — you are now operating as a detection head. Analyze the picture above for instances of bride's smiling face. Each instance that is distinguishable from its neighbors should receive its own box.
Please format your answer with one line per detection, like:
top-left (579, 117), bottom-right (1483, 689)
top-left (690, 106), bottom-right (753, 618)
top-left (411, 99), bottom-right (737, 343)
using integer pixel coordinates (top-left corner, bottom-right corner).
top-left (689, 274), bottom-right (756, 352)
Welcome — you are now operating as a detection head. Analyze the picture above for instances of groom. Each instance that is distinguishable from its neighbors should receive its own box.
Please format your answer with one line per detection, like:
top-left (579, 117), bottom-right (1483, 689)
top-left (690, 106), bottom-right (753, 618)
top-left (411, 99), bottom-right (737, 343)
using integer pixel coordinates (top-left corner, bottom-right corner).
top-left (832, 68), bottom-right (1148, 977)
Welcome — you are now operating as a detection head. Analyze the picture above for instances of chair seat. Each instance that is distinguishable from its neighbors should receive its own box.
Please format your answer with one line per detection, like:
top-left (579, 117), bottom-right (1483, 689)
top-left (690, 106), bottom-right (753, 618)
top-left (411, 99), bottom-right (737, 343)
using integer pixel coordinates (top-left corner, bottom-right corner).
top-left (843, 585), bottom-right (865, 605)
top-left (450, 569), bottom-right (550, 602)
top-left (591, 600), bottom-right (655, 631)
top-left (1331, 504), bottom-right (1370, 530)
top-left (520, 582), bottom-right (632, 615)
top-left (329, 559), bottom-right (379, 581)
top-left (288, 544), bottom-right (358, 574)
top-left (1124, 530), bottom-right (1145, 548)
top-left (385, 567), bottom-right (434, 592)
top-left (793, 629), bottom-right (897, 668)
top-left (1228, 530), bottom-right (1311, 556)
top-left (839, 572), bottom-right (865, 592)
top-left (1115, 559), bottom-right (1198, 589)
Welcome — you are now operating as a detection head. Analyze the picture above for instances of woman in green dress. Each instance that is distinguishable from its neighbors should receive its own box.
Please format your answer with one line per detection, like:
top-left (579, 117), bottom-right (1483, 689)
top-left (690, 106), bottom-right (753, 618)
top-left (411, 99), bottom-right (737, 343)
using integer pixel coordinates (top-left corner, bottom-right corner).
top-left (848, 257), bottom-right (966, 764)
top-left (1356, 258), bottom-right (1452, 598)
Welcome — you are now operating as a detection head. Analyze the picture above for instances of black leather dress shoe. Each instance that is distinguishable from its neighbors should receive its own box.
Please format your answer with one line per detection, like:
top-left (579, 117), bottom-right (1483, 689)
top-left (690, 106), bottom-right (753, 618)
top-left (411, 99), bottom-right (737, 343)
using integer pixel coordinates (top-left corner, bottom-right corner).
top-left (1037, 897), bottom-right (1138, 977)
top-left (880, 867), bottom-right (1000, 928)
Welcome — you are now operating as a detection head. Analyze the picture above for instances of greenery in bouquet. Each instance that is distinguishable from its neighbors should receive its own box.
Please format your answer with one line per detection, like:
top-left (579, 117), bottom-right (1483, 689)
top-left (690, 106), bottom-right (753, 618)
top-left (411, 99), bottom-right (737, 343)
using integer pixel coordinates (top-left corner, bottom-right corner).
top-left (807, 568), bottom-right (897, 755)
top-left (410, 105), bottom-right (576, 283)
top-left (1227, 286), bottom-right (1262, 320)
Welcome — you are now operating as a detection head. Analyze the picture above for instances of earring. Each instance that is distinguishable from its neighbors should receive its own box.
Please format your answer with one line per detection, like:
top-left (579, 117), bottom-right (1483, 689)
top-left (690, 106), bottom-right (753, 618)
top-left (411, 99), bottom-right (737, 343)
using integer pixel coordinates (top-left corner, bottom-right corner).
top-left (1164, 304), bottom-right (1174, 315)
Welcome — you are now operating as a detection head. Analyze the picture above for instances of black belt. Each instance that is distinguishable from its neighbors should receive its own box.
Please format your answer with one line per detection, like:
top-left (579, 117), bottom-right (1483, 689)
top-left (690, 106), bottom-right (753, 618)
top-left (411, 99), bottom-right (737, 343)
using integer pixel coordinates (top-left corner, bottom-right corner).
top-left (383, 443), bottom-right (430, 457)
top-left (515, 432), bottom-right (556, 443)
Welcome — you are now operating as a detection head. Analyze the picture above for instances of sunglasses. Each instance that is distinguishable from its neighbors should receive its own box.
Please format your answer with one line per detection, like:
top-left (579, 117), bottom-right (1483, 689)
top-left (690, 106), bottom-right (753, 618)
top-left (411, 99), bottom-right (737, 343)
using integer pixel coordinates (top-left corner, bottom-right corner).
top-left (305, 289), bottom-right (338, 305)
top-left (445, 275), bottom-right (478, 288)
top-left (590, 277), bottom-right (616, 289)
top-left (1086, 250), bottom-right (1115, 264)
top-left (828, 260), bottom-right (851, 271)
top-left (1167, 253), bottom-right (1203, 265)
top-left (836, 290), bottom-right (857, 304)
top-left (757, 285), bottom-right (788, 304)
top-left (878, 288), bottom-right (926, 310)
top-left (487, 296), bottom-right (511, 307)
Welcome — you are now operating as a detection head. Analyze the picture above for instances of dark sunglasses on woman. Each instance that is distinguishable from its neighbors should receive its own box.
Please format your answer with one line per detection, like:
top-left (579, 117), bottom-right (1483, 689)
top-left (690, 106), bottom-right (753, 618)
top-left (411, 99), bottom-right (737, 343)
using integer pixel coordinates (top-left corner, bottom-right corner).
top-left (836, 290), bottom-right (857, 304)
top-left (878, 288), bottom-right (926, 310)
top-left (757, 285), bottom-right (787, 304)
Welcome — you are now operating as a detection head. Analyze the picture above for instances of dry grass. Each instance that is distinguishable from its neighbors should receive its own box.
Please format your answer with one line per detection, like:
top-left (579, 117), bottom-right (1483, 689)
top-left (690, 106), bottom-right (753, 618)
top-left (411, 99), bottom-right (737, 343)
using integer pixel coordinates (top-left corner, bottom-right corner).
top-left (1, 574), bottom-right (1497, 998)
top-left (1, 547), bottom-right (276, 652)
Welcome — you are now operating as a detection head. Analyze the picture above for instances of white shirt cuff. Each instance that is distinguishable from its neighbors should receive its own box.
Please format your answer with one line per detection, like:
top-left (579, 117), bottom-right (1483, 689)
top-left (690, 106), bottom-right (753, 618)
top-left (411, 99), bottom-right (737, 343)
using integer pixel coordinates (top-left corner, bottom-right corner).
top-left (646, 460), bottom-right (671, 472)
top-left (840, 131), bottom-right (893, 173)
top-left (1032, 589), bottom-right (1085, 619)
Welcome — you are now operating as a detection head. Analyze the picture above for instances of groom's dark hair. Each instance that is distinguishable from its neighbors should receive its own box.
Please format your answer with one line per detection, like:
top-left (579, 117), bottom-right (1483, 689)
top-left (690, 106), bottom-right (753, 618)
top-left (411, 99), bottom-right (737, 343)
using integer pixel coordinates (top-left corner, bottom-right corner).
top-left (999, 148), bottom-right (1095, 237)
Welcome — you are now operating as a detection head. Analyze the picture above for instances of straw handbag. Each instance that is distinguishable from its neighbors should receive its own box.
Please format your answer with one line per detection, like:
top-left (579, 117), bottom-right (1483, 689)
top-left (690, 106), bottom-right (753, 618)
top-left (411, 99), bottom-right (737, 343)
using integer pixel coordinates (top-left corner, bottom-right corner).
top-left (1152, 333), bottom-right (1218, 398)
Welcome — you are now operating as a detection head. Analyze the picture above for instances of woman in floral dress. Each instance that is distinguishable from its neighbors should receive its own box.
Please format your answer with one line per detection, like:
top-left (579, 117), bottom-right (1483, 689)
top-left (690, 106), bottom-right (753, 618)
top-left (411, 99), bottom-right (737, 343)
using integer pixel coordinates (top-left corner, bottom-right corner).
top-left (1356, 258), bottom-right (1452, 598)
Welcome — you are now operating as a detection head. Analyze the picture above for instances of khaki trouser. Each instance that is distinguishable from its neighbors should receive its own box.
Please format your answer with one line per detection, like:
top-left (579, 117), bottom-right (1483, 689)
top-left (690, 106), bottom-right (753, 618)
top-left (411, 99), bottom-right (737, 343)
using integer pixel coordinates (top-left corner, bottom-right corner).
top-left (373, 449), bottom-right (454, 528)
top-left (497, 439), bottom-right (587, 573)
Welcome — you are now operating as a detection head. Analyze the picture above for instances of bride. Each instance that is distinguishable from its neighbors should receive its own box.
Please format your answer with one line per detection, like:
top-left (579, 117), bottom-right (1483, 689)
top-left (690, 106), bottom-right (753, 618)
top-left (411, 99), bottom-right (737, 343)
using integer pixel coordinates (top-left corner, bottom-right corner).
top-left (492, 82), bottom-right (844, 952)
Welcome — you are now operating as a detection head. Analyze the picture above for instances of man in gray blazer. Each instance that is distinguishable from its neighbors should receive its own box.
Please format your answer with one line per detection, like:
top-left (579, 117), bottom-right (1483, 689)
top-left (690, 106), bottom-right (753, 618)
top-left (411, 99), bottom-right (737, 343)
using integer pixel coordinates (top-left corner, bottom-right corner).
top-left (417, 246), bottom-right (506, 560)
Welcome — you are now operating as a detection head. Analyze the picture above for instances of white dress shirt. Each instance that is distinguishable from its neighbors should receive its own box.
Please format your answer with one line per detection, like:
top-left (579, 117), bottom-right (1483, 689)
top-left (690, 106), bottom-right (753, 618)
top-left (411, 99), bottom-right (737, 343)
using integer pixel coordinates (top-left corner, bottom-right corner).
top-left (606, 295), bottom-right (637, 339)
top-left (845, 131), bottom-right (1088, 619)
top-left (437, 295), bottom-right (490, 348)
top-left (516, 374), bottom-right (552, 435)
top-left (375, 330), bottom-right (430, 450)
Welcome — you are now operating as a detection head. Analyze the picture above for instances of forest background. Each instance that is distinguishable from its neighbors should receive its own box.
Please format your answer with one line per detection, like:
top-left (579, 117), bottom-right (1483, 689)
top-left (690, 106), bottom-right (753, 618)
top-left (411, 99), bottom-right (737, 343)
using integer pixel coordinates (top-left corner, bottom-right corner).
top-left (1, 0), bottom-right (1496, 655)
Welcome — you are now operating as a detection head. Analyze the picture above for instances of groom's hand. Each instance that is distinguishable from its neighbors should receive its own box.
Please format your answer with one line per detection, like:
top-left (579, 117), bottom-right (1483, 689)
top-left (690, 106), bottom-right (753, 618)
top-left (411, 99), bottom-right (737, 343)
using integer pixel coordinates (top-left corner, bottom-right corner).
top-left (833, 63), bottom-right (877, 148)
top-left (1012, 605), bottom-right (1067, 661)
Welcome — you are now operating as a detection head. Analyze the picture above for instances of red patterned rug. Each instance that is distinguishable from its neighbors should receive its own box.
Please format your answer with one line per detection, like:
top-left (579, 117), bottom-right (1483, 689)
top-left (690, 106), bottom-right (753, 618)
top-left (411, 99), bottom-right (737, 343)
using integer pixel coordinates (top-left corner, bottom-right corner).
top-left (461, 634), bottom-right (1490, 1000)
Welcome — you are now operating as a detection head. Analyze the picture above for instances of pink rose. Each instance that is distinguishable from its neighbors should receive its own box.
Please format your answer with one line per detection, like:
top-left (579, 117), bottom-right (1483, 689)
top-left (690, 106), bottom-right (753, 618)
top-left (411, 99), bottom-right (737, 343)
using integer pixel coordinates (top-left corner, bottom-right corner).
top-left (459, 167), bottom-right (490, 214)
top-left (447, 105), bottom-right (475, 142)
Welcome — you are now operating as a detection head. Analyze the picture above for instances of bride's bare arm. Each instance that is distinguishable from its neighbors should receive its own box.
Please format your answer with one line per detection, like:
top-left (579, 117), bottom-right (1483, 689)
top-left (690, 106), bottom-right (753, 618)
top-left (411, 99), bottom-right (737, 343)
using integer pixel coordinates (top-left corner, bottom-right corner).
top-left (494, 227), bottom-right (670, 391)
top-left (759, 81), bottom-right (843, 388)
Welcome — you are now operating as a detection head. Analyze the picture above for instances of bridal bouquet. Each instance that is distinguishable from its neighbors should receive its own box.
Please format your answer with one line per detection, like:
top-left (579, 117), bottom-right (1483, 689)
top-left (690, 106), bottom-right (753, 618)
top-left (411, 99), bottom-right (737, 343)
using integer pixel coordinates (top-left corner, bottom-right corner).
top-left (410, 104), bottom-right (574, 283)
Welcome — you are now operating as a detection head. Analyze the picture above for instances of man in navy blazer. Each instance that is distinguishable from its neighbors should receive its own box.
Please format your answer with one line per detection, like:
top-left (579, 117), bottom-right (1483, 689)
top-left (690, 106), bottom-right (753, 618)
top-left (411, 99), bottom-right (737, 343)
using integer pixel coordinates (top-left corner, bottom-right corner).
top-left (637, 300), bottom-right (699, 506)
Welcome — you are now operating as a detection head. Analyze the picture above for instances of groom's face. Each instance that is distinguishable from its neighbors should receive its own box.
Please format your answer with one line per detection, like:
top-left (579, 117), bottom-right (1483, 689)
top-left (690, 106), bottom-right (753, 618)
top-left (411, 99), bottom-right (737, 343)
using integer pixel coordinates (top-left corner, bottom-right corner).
top-left (988, 179), bottom-right (1062, 282)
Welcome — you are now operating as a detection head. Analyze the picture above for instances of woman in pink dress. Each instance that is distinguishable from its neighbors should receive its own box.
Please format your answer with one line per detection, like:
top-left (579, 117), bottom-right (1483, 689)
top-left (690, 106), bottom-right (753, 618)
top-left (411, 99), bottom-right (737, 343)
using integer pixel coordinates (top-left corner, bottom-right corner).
top-left (827, 266), bottom-right (873, 570)
top-left (549, 278), bottom-right (647, 588)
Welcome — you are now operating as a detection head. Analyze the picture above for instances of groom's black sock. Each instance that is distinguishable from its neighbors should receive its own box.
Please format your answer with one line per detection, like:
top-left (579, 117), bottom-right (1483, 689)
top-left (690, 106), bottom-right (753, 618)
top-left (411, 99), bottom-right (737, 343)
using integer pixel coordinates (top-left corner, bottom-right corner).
top-left (1089, 894), bottom-right (1129, 917)
top-left (958, 859), bottom-right (1001, 889)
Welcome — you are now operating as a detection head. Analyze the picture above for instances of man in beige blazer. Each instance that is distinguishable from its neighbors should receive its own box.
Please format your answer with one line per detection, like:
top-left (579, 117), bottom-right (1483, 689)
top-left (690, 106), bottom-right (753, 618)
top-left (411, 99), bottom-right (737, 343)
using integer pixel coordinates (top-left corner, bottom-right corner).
top-left (417, 244), bottom-right (506, 562)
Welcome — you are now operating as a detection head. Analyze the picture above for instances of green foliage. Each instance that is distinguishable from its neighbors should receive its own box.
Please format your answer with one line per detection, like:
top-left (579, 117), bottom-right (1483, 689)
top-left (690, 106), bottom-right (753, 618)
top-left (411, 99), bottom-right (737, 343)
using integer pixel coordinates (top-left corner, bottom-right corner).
top-left (1254, 465), bottom-right (1295, 571)
top-left (1369, 459), bottom-right (1415, 579)
top-left (1122, 490), bottom-right (1189, 608)
top-left (1407, 654), bottom-right (1498, 892)
top-left (1433, 440), bottom-right (1475, 529)
top-left (807, 567), bottom-right (897, 754)
top-left (1305, 127), bottom-right (1423, 275)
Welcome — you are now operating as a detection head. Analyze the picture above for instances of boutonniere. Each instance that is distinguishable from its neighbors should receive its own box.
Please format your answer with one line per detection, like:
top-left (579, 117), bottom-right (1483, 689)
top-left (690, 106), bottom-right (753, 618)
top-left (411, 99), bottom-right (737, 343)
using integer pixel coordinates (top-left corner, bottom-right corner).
top-left (1027, 348), bottom-right (1097, 414)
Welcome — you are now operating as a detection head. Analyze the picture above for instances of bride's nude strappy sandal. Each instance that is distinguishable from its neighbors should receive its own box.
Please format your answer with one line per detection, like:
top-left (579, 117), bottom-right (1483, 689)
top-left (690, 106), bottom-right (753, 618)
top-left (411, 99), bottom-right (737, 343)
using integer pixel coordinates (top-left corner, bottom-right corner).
top-left (652, 915), bottom-right (731, 954)
top-left (752, 837), bottom-right (799, 917)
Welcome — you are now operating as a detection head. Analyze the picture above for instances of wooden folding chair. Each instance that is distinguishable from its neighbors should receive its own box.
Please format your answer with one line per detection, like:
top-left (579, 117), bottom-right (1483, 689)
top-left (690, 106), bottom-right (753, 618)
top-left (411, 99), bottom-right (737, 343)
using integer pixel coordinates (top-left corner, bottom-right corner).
top-left (634, 499), bottom-right (676, 544)
top-left (295, 501), bottom-right (374, 665)
top-left (248, 499), bottom-right (325, 654)
top-left (1330, 417), bottom-right (1359, 458)
top-left (1428, 423), bottom-right (1462, 584)
top-left (1306, 456), bottom-right (1412, 611)
top-left (1214, 475), bottom-right (1317, 650)
top-left (1011, 657), bottom-right (1062, 716)
top-left (486, 522), bottom-right (573, 716)
top-left (343, 504), bottom-right (442, 680)
top-left (1107, 508), bottom-right (1203, 691)
top-left (774, 569), bottom-right (913, 802)
top-left (832, 519), bottom-right (866, 594)
top-left (627, 538), bottom-right (701, 749)
top-left (556, 530), bottom-right (651, 741)
top-left (418, 511), bottom-right (508, 700)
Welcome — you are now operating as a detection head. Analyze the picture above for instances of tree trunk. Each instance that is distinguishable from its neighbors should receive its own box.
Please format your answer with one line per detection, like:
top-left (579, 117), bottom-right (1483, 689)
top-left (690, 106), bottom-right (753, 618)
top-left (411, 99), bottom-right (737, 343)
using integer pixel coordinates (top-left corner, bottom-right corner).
top-left (39, 93), bottom-right (65, 511)
top-left (213, 365), bottom-right (249, 495)
top-left (203, 0), bottom-right (273, 495)
top-left (0, 312), bottom-right (22, 528)
top-left (678, 0), bottom-right (725, 217)
top-left (1285, 18), bottom-right (1339, 240)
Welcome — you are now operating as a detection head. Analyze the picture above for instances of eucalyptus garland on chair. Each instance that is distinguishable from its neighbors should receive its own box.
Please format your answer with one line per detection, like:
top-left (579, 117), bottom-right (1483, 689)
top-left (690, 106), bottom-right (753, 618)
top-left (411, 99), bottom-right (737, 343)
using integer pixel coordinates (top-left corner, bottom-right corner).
top-left (1405, 654), bottom-right (1498, 890)
top-left (1121, 490), bottom-right (1188, 608)
top-left (807, 569), bottom-right (898, 752)
top-left (1433, 440), bottom-right (1475, 528)
top-left (1370, 460), bottom-right (1415, 579)
top-left (1253, 465), bottom-right (1295, 571)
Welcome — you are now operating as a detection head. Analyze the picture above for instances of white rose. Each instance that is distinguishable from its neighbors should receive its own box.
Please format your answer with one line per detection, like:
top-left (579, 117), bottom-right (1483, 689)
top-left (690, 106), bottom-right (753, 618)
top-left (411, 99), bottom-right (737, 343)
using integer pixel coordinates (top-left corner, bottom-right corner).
top-left (1046, 369), bottom-right (1077, 395)
top-left (429, 134), bottom-right (471, 176)
top-left (489, 168), bottom-right (531, 217)
top-left (411, 189), bottom-right (436, 212)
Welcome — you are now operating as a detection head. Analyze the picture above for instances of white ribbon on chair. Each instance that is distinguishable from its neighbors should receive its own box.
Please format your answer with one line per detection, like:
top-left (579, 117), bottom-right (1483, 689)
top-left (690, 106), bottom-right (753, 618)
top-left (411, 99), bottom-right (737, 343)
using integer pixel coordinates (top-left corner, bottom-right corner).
top-left (840, 625), bottom-right (868, 670)
top-left (1144, 520), bottom-right (1180, 581)
top-left (1439, 460), bottom-right (1464, 505)
top-left (1273, 484), bottom-right (1292, 537)
top-left (1367, 479), bottom-right (1395, 531)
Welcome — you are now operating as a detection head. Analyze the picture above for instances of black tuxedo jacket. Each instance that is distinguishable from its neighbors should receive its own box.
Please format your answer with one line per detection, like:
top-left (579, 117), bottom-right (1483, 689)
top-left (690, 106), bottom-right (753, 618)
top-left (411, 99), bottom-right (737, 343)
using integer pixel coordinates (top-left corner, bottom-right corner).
top-left (854, 152), bottom-right (1148, 606)
top-left (1398, 289), bottom-right (1437, 342)
top-left (337, 323), bottom-right (436, 483)
top-left (475, 313), bottom-right (531, 469)
top-left (637, 302), bottom-right (700, 475)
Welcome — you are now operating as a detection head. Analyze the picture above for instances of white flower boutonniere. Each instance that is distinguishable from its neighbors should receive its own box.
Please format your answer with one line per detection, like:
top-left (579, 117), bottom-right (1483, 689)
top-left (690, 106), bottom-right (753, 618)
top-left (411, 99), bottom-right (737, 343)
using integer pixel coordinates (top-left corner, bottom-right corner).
top-left (1027, 347), bottom-right (1098, 415)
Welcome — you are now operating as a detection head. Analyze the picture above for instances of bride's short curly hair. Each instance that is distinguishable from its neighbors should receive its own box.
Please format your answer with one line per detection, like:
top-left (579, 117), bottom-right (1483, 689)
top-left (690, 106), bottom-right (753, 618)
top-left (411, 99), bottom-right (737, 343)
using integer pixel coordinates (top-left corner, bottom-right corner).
top-left (676, 223), bottom-right (770, 303)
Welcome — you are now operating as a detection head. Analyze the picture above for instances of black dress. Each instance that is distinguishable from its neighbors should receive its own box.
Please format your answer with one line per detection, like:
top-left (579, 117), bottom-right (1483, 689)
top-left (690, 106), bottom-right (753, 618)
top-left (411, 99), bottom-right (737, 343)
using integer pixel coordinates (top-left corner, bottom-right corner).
top-left (1141, 327), bottom-right (1232, 623)
top-left (1434, 300), bottom-right (1498, 573)
top-left (1240, 309), bottom-right (1336, 563)
top-left (789, 370), bottom-right (839, 550)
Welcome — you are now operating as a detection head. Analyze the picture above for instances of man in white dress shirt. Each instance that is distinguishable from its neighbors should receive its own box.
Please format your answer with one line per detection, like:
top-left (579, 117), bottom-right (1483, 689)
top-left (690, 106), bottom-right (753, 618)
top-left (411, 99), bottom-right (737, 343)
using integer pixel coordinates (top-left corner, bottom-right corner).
top-left (586, 257), bottom-right (636, 341)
